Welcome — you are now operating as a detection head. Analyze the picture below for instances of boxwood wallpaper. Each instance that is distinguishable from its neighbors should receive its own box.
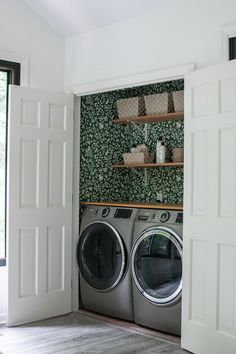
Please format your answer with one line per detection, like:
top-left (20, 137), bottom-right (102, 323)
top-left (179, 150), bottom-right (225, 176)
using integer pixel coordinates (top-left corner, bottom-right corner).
top-left (80, 80), bottom-right (184, 205)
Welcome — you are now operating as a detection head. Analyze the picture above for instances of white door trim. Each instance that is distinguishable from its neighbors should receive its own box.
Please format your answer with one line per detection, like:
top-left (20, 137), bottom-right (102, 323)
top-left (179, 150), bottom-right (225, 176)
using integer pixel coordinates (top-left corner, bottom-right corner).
top-left (71, 97), bottom-right (81, 312)
top-left (0, 49), bottom-right (29, 86)
top-left (71, 63), bottom-right (195, 312)
top-left (72, 64), bottom-right (195, 96)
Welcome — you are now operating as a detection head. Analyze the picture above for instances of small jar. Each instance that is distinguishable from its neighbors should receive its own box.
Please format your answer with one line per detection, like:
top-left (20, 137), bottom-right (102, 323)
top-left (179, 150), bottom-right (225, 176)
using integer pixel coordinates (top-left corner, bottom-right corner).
top-left (172, 148), bottom-right (184, 162)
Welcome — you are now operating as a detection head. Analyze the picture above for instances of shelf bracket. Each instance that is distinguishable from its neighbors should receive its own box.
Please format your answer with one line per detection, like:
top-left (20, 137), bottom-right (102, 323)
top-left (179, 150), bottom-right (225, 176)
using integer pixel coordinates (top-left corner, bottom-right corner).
top-left (130, 122), bottom-right (148, 143)
top-left (144, 123), bottom-right (148, 143)
top-left (131, 167), bottom-right (148, 186)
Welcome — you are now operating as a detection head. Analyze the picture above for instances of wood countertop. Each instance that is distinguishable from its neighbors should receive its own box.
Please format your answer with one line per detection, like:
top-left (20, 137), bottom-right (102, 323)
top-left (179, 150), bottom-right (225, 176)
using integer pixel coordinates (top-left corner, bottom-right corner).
top-left (81, 201), bottom-right (183, 211)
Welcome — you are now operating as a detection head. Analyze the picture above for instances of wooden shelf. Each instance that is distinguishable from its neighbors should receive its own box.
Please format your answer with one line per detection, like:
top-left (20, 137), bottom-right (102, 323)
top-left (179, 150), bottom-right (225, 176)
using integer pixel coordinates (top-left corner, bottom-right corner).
top-left (112, 112), bottom-right (184, 125)
top-left (81, 201), bottom-right (183, 211)
top-left (112, 162), bottom-right (184, 168)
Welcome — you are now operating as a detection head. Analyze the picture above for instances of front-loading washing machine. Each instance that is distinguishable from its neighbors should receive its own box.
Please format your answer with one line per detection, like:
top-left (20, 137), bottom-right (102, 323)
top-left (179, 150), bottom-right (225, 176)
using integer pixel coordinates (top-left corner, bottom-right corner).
top-left (77, 205), bottom-right (137, 321)
top-left (131, 208), bottom-right (183, 335)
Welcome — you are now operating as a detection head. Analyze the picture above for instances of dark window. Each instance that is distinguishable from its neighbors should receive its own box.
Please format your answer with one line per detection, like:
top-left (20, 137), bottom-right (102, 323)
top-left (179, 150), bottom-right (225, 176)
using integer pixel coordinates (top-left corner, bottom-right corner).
top-left (0, 60), bottom-right (20, 267)
top-left (229, 37), bottom-right (236, 60)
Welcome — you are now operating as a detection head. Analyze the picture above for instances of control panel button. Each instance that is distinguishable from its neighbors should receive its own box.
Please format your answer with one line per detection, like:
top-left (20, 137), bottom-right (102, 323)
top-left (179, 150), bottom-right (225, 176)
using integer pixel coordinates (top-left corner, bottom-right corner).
top-left (101, 207), bottom-right (110, 218)
top-left (176, 212), bottom-right (183, 224)
top-left (160, 211), bottom-right (170, 223)
top-left (138, 214), bottom-right (149, 221)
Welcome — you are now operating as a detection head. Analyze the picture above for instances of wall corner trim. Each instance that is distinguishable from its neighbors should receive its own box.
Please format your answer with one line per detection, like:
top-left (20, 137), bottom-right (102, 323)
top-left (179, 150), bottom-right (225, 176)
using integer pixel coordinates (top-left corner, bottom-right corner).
top-left (72, 63), bottom-right (195, 96)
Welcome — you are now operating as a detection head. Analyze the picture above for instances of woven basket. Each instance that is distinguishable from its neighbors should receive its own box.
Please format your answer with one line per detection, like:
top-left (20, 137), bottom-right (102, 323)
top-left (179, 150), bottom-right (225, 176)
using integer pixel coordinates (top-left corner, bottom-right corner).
top-left (123, 152), bottom-right (150, 165)
top-left (173, 90), bottom-right (184, 112)
top-left (116, 96), bottom-right (145, 119)
top-left (144, 92), bottom-right (173, 115)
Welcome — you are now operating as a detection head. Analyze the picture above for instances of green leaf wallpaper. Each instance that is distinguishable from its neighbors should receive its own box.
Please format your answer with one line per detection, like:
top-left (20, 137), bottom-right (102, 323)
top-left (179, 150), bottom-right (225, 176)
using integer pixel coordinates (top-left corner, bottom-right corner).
top-left (80, 80), bottom-right (184, 205)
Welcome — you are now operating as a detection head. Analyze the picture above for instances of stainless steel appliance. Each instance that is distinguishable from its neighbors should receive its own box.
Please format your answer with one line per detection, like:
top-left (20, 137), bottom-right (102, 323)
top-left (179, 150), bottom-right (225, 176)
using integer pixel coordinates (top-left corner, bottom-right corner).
top-left (131, 209), bottom-right (183, 335)
top-left (77, 205), bottom-right (137, 321)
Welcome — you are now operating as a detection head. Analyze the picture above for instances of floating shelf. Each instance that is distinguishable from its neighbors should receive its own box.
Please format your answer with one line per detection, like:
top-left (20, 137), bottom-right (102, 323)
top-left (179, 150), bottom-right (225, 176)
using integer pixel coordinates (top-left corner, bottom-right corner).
top-left (81, 201), bottom-right (183, 211)
top-left (112, 162), bottom-right (184, 168)
top-left (112, 112), bottom-right (184, 125)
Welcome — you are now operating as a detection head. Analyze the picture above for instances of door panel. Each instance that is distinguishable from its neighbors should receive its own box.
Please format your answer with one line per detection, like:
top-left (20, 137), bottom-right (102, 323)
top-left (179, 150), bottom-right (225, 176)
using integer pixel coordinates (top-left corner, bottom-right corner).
top-left (21, 99), bottom-right (40, 127)
top-left (220, 128), bottom-right (236, 217)
top-left (192, 131), bottom-right (208, 216)
top-left (49, 103), bottom-right (66, 130)
top-left (47, 140), bottom-right (65, 207)
top-left (20, 139), bottom-right (39, 208)
top-left (217, 244), bottom-right (236, 336)
top-left (220, 77), bottom-right (236, 112)
top-left (189, 240), bottom-right (207, 324)
top-left (19, 227), bottom-right (38, 297)
top-left (46, 226), bottom-right (65, 293)
top-left (182, 60), bottom-right (236, 354)
top-left (7, 85), bottom-right (73, 325)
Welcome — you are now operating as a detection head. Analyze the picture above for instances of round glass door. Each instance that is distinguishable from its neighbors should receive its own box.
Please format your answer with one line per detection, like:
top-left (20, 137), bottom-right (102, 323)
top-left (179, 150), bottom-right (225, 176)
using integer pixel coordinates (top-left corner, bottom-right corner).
top-left (77, 221), bottom-right (126, 291)
top-left (131, 226), bottom-right (182, 305)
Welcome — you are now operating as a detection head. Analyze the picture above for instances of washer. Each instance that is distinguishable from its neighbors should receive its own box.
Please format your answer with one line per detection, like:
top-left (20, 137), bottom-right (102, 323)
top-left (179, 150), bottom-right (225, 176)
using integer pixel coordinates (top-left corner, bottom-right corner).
top-left (77, 205), bottom-right (137, 321)
top-left (131, 208), bottom-right (183, 335)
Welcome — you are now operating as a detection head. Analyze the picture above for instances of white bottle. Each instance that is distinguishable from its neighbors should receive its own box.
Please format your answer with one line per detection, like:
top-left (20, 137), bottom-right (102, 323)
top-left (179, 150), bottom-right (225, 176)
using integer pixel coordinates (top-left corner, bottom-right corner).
top-left (156, 136), bottom-right (163, 163)
top-left (159, 142), bottom-right (166, 163)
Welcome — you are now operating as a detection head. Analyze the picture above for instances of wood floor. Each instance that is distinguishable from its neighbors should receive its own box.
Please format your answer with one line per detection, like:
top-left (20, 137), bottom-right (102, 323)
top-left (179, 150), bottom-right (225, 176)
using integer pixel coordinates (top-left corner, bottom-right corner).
top-left (0, 312), bottom-right (188, 354)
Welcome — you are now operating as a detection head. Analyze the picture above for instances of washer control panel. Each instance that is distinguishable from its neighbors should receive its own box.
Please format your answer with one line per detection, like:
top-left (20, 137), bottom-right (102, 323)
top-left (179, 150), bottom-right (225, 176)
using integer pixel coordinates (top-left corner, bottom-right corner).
top-left (136, 209), bottom-right (183, 224)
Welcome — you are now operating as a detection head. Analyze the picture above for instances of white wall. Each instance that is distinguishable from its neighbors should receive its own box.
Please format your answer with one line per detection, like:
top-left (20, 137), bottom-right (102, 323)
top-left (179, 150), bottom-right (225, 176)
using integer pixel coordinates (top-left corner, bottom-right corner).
top-left (65, 0), bottom-right (236, 91)
top-left (0, 0), bottom-right (65, 91)
top-left (0, 0), bottom-right (66, 323)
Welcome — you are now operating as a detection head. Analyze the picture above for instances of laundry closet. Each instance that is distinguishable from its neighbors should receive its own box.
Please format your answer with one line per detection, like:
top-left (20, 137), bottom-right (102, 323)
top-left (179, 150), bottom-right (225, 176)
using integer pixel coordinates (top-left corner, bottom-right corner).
top-left (77, 79), bottom-right (185, 335)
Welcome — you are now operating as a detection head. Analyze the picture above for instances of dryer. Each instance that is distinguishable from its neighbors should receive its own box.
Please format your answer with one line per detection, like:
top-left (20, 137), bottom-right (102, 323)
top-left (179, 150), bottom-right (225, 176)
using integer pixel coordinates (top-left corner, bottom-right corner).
top-left (131, 208), bottom-right (183, 335)
top-left (77, 205), bottom-right (137, 321)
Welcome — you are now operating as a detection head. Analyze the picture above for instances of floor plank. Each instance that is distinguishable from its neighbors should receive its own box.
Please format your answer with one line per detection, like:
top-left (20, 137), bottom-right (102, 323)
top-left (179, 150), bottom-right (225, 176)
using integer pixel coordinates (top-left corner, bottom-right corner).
top-left (0, 312), bottom-right (188, 354)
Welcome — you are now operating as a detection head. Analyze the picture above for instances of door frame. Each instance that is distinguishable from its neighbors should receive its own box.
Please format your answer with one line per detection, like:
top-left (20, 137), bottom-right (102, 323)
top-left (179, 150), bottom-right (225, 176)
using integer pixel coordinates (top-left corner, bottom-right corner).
top-left (71, 63), bottom-right (195, 311)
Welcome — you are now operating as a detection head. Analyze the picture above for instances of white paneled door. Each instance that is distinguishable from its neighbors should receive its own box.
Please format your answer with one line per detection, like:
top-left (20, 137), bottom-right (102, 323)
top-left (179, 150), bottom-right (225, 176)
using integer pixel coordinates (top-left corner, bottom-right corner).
top-left (7, 86), bottom-right (73, 325)
top-left (182, 60), bottom-right (236, 353)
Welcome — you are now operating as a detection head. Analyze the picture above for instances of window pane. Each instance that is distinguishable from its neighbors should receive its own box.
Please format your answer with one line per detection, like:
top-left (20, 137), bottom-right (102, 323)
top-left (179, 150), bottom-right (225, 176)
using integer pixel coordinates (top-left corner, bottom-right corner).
top-left (229, 37), bottom-right (236, 60)
top-left (0, 71), bottom-right (7, 259)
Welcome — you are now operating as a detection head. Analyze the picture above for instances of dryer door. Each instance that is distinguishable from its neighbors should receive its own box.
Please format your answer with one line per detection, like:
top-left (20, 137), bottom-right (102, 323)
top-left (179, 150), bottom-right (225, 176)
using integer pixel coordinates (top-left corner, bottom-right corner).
top-left (77, 221), bottom-right (126, 291)
top-left (131, 226), bottom-right (182, 305)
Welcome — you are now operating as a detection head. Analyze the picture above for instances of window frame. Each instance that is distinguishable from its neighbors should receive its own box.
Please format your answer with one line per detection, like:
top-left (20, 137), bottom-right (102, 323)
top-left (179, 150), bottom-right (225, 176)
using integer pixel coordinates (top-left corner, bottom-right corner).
top-left (222, 24), bottom-right (236, 61)
top-left (0, 60), bottom-right (20, 267)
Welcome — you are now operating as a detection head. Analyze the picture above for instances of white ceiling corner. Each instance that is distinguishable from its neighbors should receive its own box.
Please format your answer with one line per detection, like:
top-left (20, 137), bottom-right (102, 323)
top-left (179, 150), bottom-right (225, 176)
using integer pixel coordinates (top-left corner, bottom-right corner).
top-left (23, 0), bottom-right (167, 37)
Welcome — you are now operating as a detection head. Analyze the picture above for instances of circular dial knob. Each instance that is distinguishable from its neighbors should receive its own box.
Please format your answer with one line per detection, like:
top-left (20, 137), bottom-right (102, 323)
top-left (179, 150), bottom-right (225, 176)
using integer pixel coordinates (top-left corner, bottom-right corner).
top-left (160, 211), bottom-right (170, 223)
top-left (101, 207), bottom-right (110, 218)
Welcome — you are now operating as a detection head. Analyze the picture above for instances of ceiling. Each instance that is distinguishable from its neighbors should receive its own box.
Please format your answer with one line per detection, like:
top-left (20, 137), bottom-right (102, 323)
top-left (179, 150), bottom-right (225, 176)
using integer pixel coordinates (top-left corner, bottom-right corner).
top-left (23, 0), bottom-right (165, 37)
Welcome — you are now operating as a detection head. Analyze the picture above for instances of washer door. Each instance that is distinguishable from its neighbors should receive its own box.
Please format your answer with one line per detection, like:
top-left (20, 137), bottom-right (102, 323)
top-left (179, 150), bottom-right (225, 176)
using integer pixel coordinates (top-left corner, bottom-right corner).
top-left (77, 221), bottom-right (126, 291)
top-left (131, 226), bottom-right (182, 305)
